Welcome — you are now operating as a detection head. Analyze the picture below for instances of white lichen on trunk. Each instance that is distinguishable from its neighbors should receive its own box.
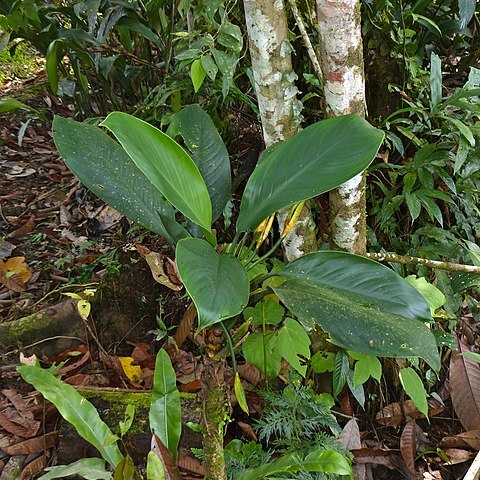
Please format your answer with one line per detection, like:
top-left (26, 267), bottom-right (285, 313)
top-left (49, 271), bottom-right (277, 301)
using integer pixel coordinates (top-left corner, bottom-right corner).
top-left (244, 0), bottom-right (302, 146)
top-left (244, 0), bottom-right (317, 260)
top-left (316, 0), bottom-right (368, 255)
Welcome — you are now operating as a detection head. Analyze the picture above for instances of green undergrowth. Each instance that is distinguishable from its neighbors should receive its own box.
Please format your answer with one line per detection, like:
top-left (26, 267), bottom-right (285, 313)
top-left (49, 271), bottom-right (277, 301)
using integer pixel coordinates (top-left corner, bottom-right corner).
top-left (0, 43), bottom-right (43, 84)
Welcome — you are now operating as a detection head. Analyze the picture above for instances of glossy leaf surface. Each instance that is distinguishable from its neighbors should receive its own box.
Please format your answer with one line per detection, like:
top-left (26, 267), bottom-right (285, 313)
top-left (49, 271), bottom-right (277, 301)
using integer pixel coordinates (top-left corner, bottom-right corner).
top-left (237, 115), bottom-right (384, 231)
top-left (399, 367), bottom-right (429, 418)
top-left (53, 116), bottom-right (188, 245)
top-left (102, 112), bottom-right (212, 232)
top-left (150, 350), bottom-right (182, 460)
top-left (274, 251), bottom-right (440, 371)
top-left (176, 238), bottom-right (249, 330)
top-left (18, 365), bottom-right (123, 468)
top-left (168, 105), bottom-right (231, 221)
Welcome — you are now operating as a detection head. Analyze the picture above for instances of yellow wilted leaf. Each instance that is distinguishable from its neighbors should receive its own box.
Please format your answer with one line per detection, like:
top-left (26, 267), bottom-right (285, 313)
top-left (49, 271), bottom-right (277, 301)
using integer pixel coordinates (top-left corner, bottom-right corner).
top-left (119, 357), bottom-right (143, 384)
top-left (234, 372), bottom-right (249, 414)
top-left (77, 300), bottom-right (91, 320)
top-left (0, 256), bottom-right (32, 292)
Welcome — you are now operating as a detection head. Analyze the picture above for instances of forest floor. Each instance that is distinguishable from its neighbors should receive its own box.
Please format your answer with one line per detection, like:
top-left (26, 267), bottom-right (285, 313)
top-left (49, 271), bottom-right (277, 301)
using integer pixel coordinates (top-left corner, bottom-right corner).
top-left (0, 66), bottom-right (479, 480)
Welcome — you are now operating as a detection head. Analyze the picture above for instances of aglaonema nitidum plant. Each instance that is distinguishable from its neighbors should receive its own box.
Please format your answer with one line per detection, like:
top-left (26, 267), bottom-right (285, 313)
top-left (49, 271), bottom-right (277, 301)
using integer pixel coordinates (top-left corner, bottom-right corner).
top-left (53, 106), bottom-right (440, 478)
top-left (52, 105), bottom-right (440, 371)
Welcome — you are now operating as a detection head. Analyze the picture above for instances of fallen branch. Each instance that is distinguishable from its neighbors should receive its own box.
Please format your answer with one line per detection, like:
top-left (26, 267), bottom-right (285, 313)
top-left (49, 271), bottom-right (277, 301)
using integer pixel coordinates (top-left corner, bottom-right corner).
top-left (366, 252), bottom-right (480, 274)
top-left (0, 299), bottom-right (86, 355)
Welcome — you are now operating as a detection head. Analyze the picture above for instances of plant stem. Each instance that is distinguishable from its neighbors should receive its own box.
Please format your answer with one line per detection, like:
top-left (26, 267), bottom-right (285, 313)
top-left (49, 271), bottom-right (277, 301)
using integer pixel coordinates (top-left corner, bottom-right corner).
top-left (366, 252), bottom-right (480, 274)
top-left (228, 231), bottom-right (241, 253)
top-left (219, 322), bottom-right (237, 373)
top-left (246, 236), bottom-right (284, 271)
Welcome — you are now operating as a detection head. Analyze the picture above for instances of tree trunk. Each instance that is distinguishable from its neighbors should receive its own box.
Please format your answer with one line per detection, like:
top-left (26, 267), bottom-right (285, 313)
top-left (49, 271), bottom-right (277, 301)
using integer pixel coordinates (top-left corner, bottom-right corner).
top-left (244, 0), bottom-right (318, 260)
top-left (316, 0), bottom-right (367, 255)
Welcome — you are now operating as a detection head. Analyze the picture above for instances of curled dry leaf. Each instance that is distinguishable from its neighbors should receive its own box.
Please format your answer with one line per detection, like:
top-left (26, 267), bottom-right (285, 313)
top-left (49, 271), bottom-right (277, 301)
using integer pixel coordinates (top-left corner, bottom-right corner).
top-left (450, 339), bottom-right (480, 431)
top-left (442, 448), bottom-right (476, 465)
top-left (151, 434), bottom-right (183, 480)
top-left (339, 418), bottom-right (366, 480)
top-left (7, 215), bottom-right (36, 239)
top-left (400, 419), bottom-right (417, 474)
top-left (440, 430), bottom-right (480, 450)
top-left (173, 303), bottom-right (197, 348)
top-left (376, 399), bottom-right (444, 427)
top-left (237, 421), bottom-right (257, 441)
top-left (136, 244), bottom-right (183, 291)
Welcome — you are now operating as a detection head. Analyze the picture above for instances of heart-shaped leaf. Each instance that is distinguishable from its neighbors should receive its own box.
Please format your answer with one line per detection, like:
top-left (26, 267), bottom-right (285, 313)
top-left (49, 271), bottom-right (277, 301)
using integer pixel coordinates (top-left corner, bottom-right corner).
top-left (176, 238), bottom-right (249, 330)
top-left (274, 251), bottom-right (440, 371)
top-left (237, 115), bottom-right (384, 231)
top-left (101, 112), bottom-right (212, 233)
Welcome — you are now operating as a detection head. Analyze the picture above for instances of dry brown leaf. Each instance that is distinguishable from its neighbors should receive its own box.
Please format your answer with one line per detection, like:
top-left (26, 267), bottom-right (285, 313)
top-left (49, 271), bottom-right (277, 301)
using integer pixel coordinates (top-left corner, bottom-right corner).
top-left (450, 339), bottom-right (480, 431)
top-left (19, 454), bottom-right (47, 480)
top-left (136, 245), bottom-right (183, 291)
top-left (151, 434), bottom-right (183, 480)
top-left (237, 421), bottom-right (257, 441)
top-left (7, 215), bottom-right (36, 239)
top-left (177, 451), bottom-right (206, 476)
top-left (1, 390), bottom-right (33, 421)
top-left (400, 419), bottom-right (417, 474)
top-left (0, 411), bottom-right (37, 438)
top-left (375, 399), bottom-right (444, 427)
top-left (178, 380), bottom-right (202, 393)
top-left (442, 448), bottom-right (475, 465)
top-left (339, 418), bottom-right (361, 450)
top-left (174, 304), bottom-right (197, 348)
top-left (339, 418), bottom-right (366, 480)
top-left (3, 431), bottom-right (58, 455)
top-left (237, 363), bottom-right (263, 388)
top-left (440, 430), bottom-right (480, 450)
top-left (351, 448), bottom-right (401, 469)
top-left (55, 351), bottom-right (91, 376)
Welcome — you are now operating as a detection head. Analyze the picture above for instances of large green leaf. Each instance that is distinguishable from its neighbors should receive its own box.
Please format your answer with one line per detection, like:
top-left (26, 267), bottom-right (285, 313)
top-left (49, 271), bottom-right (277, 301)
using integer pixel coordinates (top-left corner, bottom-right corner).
top-left (17, 365), bottom-right (124, 468)
top-left (168, 105), bottom-right (231, 221)
top-left (236, 115), bottom-right (384, 231)
top-left (175, 238), bottom-right (250, 330)
top-left (38, 458), bottom-right (113, 480)
top-left (273, 251), bottom-right (440, 371)
top-left (101, 112), bottom-right (212, 233)
top-left (149, 349), bottom-right (182, 461)
top-left (0, 98), bottom-right (37, 114)
top-left (52, 116), bottom-right (189, 245)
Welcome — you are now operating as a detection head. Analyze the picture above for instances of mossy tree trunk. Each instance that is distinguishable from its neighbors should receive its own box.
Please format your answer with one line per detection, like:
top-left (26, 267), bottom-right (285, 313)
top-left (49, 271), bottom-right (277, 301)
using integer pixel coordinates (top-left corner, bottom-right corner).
top-left (202, 359), bottom-right (228, 480)
top-left (316, 0), bottom-right (368, 255)
top-left (243, 0), bottom-right (318, 261)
